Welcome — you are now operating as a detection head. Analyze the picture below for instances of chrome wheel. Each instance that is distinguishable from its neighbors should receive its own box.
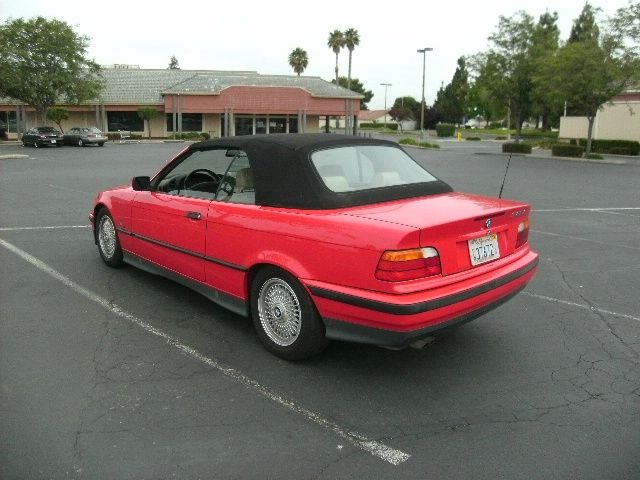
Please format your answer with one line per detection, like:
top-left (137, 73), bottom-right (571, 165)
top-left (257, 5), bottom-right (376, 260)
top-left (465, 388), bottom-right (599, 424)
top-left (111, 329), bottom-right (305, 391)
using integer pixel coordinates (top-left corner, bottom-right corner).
top-left (257, 278), bottom-right (302, 346)
top-left (98, 214), bottom-right (117, 259)
top-left (78, 139), bottom-right (84, 147)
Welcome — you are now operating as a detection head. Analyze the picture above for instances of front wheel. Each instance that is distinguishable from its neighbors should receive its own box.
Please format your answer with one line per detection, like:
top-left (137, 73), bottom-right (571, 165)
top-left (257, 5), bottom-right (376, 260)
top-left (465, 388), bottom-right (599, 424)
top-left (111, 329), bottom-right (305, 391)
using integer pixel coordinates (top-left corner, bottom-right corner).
top-left (96, 209), bottom-right (124, 267)
top-left (78, 139), bottom-right (84, 147)
top-left (251, 267), bottom-right (327, 360)
top-left (98, 142), bottom-right (105, 147)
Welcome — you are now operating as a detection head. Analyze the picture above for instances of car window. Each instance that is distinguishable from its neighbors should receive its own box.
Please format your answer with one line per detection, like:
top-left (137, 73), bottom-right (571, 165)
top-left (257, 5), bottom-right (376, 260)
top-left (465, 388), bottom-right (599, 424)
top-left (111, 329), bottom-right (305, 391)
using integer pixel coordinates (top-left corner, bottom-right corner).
top-left (156, 148), bottom-right (242, 200)
top-left (311, 145), bottom-right (438, 192)
top-left (214, 153), bottom-right (254, 205)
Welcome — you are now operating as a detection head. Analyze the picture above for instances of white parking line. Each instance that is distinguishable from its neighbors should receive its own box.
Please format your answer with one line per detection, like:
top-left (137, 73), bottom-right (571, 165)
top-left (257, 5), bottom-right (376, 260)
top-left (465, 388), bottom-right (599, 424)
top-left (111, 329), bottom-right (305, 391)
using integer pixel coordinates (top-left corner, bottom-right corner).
top-left (0, 225), bottom-right (89, 231)
top-left (533, 207), bottom-right (640, 213)
top-left (531, 229), bottom-right (640, 251)
top-left (523, 292), bottom-right (640, 323)
top-left (0, 237), bottom-right (411, 466)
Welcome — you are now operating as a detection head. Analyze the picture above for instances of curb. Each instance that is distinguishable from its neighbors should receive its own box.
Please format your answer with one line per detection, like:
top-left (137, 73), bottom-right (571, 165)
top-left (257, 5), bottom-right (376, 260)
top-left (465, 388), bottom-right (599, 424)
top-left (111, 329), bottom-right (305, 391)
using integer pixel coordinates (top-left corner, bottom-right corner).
top-left (0, 154), bottom-right (29, 159)
top-left (474, 151), bottom-right (628, 165)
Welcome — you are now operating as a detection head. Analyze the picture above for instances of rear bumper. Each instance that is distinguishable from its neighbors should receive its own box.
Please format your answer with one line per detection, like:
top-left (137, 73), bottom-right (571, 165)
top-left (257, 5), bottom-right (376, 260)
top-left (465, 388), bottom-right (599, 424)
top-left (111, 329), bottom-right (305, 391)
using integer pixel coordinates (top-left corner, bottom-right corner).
top-left (307, 251), bottom-right (538, 347)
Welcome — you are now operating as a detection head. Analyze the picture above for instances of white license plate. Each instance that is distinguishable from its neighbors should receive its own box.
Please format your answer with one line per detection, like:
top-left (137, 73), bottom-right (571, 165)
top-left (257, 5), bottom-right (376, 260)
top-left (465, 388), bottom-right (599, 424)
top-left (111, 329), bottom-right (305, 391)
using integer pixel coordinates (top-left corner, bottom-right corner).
top-left (51, 139), bottom-right (56, 144)
top-left (468, 233), bottom-right (500, 266)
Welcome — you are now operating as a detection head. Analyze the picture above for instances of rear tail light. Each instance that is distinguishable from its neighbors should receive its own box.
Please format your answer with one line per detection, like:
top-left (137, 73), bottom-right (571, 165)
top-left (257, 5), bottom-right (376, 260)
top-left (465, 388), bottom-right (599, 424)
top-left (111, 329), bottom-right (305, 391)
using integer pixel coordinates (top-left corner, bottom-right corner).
top-left (376, 247), bottom-right (442, 282)
top-left (516, 220), bottom-right (530, 249)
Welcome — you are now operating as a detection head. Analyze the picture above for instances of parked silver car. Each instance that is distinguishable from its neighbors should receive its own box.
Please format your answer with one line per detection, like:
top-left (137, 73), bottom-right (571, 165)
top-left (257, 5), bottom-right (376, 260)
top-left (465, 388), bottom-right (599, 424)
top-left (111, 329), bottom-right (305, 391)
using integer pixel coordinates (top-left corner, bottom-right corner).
top-left (63, 127), bottom-right (108, 147)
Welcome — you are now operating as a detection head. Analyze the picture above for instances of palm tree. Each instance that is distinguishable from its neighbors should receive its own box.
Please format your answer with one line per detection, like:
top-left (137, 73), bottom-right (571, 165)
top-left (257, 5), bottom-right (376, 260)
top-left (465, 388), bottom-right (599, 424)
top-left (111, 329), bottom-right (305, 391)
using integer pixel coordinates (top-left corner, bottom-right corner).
top-left (327, 30), bottom-right (345, 86)
top-left (327, 29), bottom-right (345, 130)
top-left (343, 28), bottom-right (360, 91)
top-left (343, 28), bottom-right (360, 132)
top-left (288, 48), bottom-right (308, 76)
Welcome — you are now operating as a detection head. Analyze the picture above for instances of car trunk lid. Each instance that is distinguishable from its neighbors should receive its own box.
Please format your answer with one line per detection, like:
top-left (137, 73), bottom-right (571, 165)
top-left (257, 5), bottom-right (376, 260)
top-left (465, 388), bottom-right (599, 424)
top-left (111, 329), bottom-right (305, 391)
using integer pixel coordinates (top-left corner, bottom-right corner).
top-left (345, 192), bottom-right (530, 276)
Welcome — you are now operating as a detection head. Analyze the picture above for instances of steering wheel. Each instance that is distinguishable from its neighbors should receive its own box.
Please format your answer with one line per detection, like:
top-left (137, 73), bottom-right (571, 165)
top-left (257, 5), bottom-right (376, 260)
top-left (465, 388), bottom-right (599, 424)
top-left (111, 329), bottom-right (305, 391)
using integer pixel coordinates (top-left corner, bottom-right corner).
top-left (217, 176), bottom-right (236, 198)
top-left (184, 169), bottom-right (219, 189)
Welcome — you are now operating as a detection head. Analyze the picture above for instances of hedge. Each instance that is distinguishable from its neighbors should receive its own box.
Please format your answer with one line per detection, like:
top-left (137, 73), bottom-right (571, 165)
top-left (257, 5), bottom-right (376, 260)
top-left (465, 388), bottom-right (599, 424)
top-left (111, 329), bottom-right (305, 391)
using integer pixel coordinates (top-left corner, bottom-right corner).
top-left (576, 139), bottom-right (639, 156)
top-left (436, 124), bottom-right (456, 137)
top-left (398, 137), bottom-right (418, 145)
top-left (502, 143), bottom-right (532, 154)
top-left (359, 122), bottom-right (398, 130)
top-left (465, 136), bottom-right (481, 141)
top-left (552, 144), bottom-right (584, 157)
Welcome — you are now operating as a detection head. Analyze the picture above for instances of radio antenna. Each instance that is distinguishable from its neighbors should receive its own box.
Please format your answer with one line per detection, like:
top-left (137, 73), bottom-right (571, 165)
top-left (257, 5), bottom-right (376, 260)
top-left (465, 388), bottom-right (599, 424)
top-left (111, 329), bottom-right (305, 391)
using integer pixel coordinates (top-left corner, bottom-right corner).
top-left (498, 151), bottom-right (513, 199)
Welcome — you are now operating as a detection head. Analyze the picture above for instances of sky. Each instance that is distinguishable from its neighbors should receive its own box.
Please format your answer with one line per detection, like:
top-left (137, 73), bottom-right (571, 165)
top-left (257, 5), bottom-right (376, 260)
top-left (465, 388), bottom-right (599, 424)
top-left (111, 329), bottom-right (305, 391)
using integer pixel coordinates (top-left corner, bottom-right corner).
top-left (0, 0), bottom-right (633, 109)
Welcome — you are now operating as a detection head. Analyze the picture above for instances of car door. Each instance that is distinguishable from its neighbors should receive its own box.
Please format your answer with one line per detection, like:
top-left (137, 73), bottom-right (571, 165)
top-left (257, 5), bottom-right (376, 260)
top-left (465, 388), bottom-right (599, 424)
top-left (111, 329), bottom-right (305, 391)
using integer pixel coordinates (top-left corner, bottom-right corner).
top-left (129, 148), bottom-right (233, 283)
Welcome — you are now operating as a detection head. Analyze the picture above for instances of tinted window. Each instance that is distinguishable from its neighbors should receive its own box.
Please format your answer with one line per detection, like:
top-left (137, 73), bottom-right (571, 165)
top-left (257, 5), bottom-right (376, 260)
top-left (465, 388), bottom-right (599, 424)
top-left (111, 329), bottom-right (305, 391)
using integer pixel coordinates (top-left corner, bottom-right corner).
top-left (311, 145), bottom-right (438, 192)
top-left (107, 111), bottom-right (143, 132)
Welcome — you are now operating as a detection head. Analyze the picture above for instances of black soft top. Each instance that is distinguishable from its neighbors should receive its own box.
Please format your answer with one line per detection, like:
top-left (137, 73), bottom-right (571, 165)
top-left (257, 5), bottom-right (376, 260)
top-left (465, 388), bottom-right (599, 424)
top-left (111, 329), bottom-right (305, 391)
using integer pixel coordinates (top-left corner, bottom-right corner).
top-left (189, 134), bottom-right (452, 209)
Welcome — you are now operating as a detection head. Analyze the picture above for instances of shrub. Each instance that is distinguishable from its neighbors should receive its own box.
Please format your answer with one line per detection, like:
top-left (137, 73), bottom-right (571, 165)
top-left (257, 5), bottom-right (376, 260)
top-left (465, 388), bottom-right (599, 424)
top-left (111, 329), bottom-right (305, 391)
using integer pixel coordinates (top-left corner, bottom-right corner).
top-left (495, 136), bottom-right (507, 140)
top-left (359, 122), bottom-right (398, 131)
top-left (129, 134), bottom-right (143, 140)
top-left (488, 121), bottom-right (503, 129)
top-left (436, 124), bottom-right (456, 137)
top-left (502, 143), bottom-right (532, 154)
top-left (577, 139), bottom-right (639, 155)
top-left (465, 136), bottom-right (481, 141)
top-left (552, 144), bottom-right (584, 157)
top-left (585, 153), bottom-right (604, 160)
top-left (418, 141), bottom-right (440, 148)
top-left (399, 137), bottom-right (418, 145)
top-left (200, 132), bottom-right (211, 140)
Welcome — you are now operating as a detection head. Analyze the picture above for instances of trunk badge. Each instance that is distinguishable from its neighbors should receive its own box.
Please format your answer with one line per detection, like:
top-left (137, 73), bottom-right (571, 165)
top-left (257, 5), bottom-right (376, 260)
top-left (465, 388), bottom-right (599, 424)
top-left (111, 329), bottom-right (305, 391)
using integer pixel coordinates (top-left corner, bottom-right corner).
top-left (485, 218), bottom-right (492, 229)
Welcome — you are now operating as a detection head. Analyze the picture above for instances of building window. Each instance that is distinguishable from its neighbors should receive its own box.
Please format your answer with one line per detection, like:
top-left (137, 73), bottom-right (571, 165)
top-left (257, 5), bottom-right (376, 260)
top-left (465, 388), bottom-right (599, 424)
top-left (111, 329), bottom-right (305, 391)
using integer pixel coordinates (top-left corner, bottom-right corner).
top-left (166, 113), bottom-right (203, 132)
top-left (255, 117), bottom-right (267, 134)
top-left (269, 117), bottom-right (287, 134)
top-left (107, 111), bottom-right (143, 132)
top-left (235, 117), bottom-right (254, 136)
top-left (0, 111), bottom-right (17, 133)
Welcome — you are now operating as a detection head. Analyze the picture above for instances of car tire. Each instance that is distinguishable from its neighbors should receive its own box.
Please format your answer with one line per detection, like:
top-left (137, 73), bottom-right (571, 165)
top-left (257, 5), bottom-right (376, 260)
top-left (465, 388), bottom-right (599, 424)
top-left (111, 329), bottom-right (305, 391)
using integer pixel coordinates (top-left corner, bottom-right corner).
top-left (78, 139), bottom-right (84, 147)
top-left (34, 142), bottom-right (39, 148)
top-left (96, 209), bottom-right (124, 267)
top-left (98, 142), bottom-right (105, 147)
top-left (251, 267), bottom-right (328, 360)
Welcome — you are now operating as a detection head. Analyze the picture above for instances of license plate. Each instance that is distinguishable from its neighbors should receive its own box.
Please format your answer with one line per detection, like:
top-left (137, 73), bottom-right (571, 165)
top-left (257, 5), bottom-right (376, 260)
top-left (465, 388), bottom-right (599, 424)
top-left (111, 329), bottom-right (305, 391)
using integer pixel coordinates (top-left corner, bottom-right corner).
top-left (468, 233), bottom-right (500, 266)
top-left (51, 139), bottom-right (56, 144)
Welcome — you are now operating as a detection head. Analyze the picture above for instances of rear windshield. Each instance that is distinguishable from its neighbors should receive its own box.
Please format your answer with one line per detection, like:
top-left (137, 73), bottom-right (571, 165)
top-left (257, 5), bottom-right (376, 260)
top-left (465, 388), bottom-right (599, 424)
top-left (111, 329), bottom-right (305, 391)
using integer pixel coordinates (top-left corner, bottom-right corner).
top-left (311, 145), bottom-right (438, 192)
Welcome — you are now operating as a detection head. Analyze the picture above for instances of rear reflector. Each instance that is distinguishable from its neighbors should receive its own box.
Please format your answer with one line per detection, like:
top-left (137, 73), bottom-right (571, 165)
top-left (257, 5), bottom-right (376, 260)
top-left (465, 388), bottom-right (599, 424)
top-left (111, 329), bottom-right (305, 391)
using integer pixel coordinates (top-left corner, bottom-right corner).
top-left (376, 247), bottom-right (442, 282)
top-left (516, 220), bottom-right (530, 249)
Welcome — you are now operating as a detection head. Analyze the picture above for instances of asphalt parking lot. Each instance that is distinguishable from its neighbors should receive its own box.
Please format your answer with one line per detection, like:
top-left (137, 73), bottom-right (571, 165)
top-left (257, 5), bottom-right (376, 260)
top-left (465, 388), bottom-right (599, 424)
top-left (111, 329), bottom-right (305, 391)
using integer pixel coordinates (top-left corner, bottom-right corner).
top-left (1, 139), bottom-right (639, 479)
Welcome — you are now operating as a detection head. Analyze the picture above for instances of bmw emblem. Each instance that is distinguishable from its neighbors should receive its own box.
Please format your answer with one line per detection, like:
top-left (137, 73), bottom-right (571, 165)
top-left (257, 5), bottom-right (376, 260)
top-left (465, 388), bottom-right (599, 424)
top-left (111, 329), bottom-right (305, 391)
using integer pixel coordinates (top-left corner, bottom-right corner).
top-left (485, 218), bottom-right (492, 229)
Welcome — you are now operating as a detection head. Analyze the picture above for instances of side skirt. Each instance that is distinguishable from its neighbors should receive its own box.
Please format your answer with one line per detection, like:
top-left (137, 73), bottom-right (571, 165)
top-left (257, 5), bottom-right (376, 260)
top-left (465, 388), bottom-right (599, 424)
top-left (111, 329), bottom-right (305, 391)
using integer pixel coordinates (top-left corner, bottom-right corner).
top-left (123, 251), bottom-right (248, 317)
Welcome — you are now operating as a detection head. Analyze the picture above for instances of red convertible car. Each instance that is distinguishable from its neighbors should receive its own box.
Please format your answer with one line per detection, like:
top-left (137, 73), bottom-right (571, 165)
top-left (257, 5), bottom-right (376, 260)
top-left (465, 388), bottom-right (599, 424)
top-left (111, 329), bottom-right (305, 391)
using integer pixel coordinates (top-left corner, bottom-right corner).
top-left (91, 134), bottom-right (538, 359)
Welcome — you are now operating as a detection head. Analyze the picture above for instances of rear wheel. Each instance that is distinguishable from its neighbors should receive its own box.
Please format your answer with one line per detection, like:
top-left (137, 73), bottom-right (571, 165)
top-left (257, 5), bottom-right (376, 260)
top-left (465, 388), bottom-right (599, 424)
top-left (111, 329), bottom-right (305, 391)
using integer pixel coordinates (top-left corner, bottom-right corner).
top-left (251, 267), bottom-right (327, 360)
top-left (78, 139), bottom-right (84, 147)
top-left (96, 209), bottom-right (124, 267)
top-left (98, 142), bottom-right (105, 147)
top-left (34, 142), bottom-right (39, 148)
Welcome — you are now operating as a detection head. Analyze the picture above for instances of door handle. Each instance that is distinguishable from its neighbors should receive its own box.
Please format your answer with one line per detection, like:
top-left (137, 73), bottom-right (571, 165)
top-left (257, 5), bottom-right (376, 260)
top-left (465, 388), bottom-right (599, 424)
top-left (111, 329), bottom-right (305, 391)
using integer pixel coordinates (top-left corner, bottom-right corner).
top-left (186, 211), bottom-right (202, 220)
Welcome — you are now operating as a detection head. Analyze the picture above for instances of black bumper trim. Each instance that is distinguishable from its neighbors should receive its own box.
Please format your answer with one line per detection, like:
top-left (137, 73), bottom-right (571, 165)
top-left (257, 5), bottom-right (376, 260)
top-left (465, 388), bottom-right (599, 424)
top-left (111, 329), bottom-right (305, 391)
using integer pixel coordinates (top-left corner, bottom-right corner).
top-left (309, 256), bottom-right (538, 316)
top-left (324, 286), bottom-right (525, 348)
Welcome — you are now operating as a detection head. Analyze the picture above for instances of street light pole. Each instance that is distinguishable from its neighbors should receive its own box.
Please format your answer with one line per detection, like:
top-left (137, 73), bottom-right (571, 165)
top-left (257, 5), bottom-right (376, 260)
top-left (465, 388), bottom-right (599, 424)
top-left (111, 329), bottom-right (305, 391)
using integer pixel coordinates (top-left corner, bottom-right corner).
top-left (380, 83), bottom-right (392, 128)
top-left (417, 47), bottom-right (433, 139)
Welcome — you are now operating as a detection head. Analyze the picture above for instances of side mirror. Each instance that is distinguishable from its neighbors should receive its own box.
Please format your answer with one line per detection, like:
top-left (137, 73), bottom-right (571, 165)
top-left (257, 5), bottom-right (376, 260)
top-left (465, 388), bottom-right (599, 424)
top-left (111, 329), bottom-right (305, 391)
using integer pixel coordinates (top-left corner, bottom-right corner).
top-left (132, 176), bottom-right (151, 191)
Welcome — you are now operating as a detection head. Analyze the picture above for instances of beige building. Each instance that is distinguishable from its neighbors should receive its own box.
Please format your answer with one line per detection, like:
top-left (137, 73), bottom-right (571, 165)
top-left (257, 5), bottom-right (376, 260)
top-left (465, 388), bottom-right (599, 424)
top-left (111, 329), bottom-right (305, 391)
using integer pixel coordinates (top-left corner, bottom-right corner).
top-left (559, 90), bottom-right (640, 141)
top-left (0, 67), bottom-right (363, 139)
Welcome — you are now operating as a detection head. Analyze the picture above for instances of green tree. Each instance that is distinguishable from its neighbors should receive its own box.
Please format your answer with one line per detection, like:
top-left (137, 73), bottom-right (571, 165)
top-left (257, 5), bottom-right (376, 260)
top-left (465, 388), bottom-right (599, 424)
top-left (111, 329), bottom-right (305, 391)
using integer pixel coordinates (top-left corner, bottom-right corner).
top-left (433, 57), bottom-right (469, 124)
top-left (487, 11), bottom-right (536, 140)
top-left (0, 17), bottom-right (102, 124)
top-left (168, 55), bottom-right (180, 69)
top-left (46, 107), bottom-right (70, 133)
top-left (331, 77), bottom-right (373, 110)
top-left (466, 54), bottom-right (504, 126)
top-left (288, 48), bottom-right (308, 76)
top-left (541, 12), bottom-right (638, 153)
top-left (391, 96), bottom-right (421, 121)
top-left (608, 1), bottom-right (640, 55)
top-left (569, 2), bottom-right (600, 43)
top-left (530, 11), bottom-right (562, 130)
top-left (137, 107), bottom-right (159, 138)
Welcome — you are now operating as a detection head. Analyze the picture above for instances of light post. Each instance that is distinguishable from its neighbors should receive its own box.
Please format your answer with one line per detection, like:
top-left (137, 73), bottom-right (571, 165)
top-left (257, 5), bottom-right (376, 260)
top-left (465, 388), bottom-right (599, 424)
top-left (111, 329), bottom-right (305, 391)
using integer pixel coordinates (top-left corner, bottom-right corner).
top-left (417, 47), bottom-right (433, 139)
top-left (380, 83), bottom-right (392, 128)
